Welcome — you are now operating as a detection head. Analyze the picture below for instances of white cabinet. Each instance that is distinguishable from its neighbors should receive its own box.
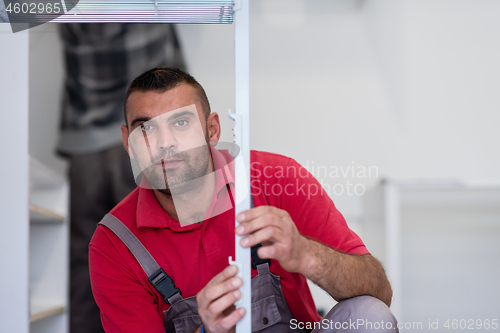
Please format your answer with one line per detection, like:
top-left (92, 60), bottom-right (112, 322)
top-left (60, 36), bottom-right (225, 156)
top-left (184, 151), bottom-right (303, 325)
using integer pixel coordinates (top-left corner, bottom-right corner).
top-left (0, 23), bottom-right (68, 333)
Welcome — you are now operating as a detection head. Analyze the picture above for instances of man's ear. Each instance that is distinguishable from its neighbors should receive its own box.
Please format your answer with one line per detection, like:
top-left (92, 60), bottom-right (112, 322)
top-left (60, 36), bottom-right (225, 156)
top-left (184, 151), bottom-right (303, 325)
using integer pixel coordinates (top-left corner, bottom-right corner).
top-left (207, 112), bottom-right (221, 147)
top-left (121, 124), bottom-right (135, 159)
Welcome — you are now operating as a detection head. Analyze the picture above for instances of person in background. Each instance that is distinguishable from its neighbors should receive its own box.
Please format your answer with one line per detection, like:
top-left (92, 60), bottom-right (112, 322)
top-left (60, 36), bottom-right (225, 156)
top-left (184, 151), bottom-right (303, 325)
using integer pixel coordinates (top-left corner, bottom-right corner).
top-left (57, 23), bottom-right (186, 333)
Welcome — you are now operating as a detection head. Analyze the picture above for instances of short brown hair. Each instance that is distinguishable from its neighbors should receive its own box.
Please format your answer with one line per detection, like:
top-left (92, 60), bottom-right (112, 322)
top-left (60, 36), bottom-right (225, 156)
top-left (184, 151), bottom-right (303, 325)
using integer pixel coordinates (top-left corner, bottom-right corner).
top-left (123, 66), bottom-right (211, 126)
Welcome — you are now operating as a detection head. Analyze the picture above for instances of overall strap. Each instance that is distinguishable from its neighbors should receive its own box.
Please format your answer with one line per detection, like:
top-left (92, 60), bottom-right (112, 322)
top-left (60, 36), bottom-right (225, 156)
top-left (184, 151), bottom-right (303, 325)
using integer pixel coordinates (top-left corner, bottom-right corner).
top-left (256, 262), bottom-right (271, 275)
top-left (98, 214), bottom-right (182, 304)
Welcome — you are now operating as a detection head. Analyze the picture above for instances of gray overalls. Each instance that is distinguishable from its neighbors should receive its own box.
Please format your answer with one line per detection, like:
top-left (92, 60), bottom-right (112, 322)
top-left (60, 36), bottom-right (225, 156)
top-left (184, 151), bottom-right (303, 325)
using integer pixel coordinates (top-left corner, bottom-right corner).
top-left (99, 214), bottom-right (302, 333)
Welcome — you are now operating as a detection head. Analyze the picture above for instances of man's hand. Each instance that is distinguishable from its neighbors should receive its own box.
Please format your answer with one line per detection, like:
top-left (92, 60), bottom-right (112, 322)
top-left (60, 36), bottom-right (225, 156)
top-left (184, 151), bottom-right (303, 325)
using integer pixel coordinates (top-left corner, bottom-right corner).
top-left (235, 205), bottom-right (393, 307)
top-left (196, 265), bottom-right (246, 333)
top-left (235, 206), bottom-right (309, 273)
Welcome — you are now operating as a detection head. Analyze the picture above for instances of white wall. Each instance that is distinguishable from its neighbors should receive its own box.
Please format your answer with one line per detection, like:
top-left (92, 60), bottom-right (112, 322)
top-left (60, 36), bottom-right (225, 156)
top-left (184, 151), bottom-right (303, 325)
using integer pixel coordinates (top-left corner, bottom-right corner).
top-left (28, 0), bottom-right (500, 211)
top-left (177, 0), bottom-right (500, 316)
top-left (180, 0), bottom-right (500, 193)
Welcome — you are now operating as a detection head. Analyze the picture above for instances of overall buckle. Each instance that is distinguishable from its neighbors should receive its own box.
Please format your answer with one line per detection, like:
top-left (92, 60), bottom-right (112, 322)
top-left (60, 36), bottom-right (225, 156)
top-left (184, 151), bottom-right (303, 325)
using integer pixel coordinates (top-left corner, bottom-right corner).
top-left (148, 268), bottom-right (182, 304)
top-left (251, 244), bottom-right (271, 270)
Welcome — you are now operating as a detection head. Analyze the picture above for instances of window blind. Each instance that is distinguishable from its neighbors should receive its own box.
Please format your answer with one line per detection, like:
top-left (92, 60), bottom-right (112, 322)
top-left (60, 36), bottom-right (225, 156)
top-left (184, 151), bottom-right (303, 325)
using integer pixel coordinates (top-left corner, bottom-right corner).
top-left (4, 0), bottom-right (234, 24)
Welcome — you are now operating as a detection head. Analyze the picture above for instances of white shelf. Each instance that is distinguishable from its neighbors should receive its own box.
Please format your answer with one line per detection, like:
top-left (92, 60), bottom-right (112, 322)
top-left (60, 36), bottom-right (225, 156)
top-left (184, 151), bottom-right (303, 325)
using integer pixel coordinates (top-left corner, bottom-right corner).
top-left (30, 204), bottom-right (65, 222)
top-left (28, 157), bottom-right (69, 333)
top-left (30, 300), bottom-right (66, 322)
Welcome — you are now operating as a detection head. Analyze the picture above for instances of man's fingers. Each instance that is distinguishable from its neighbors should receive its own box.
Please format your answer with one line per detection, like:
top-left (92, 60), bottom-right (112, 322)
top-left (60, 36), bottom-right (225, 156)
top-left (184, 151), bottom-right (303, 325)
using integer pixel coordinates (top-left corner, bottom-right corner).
top-left (239, 226), bottom-right (284, 249)
top-left (200, 276), bottom-right (242, 311)
top-left (256, 243), bottom-right (283, 260)
top-left (216, 307), bottom-right (246, 331)
top-left (207, 265), bottom-right (238, 287)
top-left (207, 288), bottom-right (241, 318)
top-left (236, 205), bottom-right (287, 223)
top-left (235, 213), bottom-right (284, 236)
top-left (199, 265), bottom-right (240, 312)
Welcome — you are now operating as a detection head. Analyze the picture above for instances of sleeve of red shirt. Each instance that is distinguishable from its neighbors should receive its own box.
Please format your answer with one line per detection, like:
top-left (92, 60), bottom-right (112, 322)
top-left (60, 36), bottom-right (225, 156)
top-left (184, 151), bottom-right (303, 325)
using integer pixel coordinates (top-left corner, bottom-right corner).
top-left (89, 227), bottom-right (166, 333)
top-left (281, 157), bottom-right (370, 255)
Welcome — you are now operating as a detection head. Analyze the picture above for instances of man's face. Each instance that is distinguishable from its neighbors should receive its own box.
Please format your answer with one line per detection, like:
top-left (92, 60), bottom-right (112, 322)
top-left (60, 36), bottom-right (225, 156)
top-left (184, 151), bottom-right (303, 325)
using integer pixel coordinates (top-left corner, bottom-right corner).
top-left (122, 84), bottom-right (217, 195)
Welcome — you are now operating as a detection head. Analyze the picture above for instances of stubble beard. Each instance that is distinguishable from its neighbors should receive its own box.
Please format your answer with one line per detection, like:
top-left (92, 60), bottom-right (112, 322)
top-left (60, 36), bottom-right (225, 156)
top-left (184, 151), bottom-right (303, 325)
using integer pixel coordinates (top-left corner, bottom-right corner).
top-left (157, 146), bottom-right (211, 197)
top-left (144, 129), bottom-right (212, 197)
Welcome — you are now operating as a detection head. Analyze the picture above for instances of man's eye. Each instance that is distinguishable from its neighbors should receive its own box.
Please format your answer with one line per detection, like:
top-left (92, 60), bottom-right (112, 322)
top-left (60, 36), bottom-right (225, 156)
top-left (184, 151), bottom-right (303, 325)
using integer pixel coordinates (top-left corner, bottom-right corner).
top-left (174, 120), bottom-right (188, 127)
top-left (141, 124), bottom-right (154, 132)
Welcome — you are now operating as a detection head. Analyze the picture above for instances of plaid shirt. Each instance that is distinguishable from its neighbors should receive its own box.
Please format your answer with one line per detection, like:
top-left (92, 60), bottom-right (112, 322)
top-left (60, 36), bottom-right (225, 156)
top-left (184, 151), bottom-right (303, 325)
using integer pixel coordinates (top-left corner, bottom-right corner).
top-left (57, 23), bottom-right (185, 155)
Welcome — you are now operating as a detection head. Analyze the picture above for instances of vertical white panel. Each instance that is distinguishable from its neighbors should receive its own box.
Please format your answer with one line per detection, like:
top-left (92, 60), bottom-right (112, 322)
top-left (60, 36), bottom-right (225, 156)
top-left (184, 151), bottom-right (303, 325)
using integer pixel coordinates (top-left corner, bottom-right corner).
top-left (233, 0), bottom-right (251, 331)
top-left (0, 24), bottom-right (30, 333)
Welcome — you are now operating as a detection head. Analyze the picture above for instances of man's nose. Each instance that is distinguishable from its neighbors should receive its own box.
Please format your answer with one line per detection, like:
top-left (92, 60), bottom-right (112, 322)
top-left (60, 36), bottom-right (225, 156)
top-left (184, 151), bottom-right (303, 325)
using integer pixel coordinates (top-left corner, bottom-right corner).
top-left (155, 126), bottom-right (177, 151)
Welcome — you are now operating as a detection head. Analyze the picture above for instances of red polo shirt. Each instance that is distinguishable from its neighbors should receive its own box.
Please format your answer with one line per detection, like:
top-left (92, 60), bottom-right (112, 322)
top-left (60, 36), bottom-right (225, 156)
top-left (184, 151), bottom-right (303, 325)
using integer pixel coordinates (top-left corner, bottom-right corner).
top-left (89, 149), bottom-right (369, 333)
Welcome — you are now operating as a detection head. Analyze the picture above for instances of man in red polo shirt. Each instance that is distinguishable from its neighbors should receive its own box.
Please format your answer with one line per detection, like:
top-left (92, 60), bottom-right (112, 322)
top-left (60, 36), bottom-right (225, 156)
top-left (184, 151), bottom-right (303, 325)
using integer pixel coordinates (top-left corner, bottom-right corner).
top-left (89, 67), bottom-right (398, 333)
